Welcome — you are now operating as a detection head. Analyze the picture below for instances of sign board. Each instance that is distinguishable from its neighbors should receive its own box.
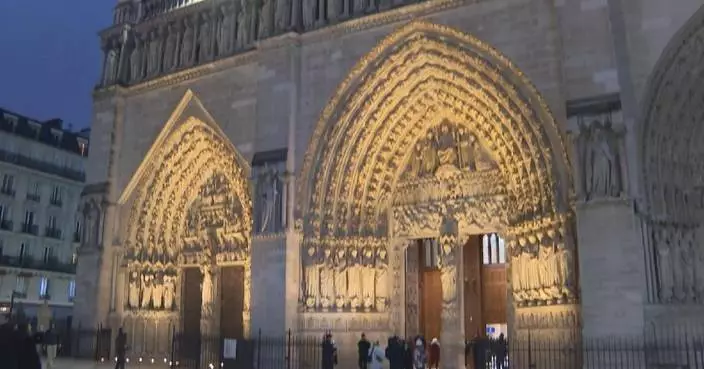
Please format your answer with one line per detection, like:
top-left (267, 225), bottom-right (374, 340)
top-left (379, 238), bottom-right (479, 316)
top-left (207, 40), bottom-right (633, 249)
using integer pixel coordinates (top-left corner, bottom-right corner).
top-left (223, 339), bottom-right (237, 359)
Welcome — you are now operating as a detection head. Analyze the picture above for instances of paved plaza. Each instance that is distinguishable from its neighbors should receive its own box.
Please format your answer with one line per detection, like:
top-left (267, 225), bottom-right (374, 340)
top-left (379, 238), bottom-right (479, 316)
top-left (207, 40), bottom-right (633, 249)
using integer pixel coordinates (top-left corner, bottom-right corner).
top-left (50, 358), bottom-right (173, 369)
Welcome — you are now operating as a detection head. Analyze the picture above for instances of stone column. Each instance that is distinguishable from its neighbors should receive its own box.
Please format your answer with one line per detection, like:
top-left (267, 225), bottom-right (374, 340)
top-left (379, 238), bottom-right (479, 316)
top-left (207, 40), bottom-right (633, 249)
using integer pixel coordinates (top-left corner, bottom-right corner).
top-left (243, 259), bottom-right (252, 337)
top-left (439, 217), bottom-right (463, 369)
top-left (388, 239), bottom-right (406, 336)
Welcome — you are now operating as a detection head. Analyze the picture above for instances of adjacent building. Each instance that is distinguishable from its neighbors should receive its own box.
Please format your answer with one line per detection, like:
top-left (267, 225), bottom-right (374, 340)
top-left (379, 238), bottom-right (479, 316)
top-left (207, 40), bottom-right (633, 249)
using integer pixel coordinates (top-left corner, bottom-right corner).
top-left (0, 107), bottom-right (89, 325)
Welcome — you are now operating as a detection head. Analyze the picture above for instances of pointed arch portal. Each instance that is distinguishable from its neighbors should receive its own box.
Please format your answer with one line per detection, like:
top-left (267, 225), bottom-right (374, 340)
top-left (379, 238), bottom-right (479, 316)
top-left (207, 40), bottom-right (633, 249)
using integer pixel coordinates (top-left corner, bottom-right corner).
top-left (296, 21), bottom-right (580, 358)
top-left (117, 92), bottom-right (253, 361)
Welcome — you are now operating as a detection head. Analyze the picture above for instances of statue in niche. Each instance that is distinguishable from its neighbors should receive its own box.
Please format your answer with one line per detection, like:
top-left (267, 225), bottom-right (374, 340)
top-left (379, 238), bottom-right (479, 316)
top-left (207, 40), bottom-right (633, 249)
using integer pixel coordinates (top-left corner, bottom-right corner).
top-left (319, 247), bottom-right (335, 311)
top-left (103, 42), bottom-right (119, 86)
top-left (128, 272), bottom-right (140, 309)
top-left (141, 274), bottom-right (153, 309)
top-left (510, 247), bottom-right (525, 303)
top-left (163, 276), bottom-right (175, 310)
top-left (200, 264), bottom-right (214, 318)
top-left (374, 247), bottom-right (389, 311)
top-left (257, 167), bottom-right (279, 233)
top-left (303, 245), bottom-right (321, 309)
top-left (302, 0), bottom-right (316, 29)
top-left (162, 24), bottom-right (177, 72)
top-left (346, 247), bottom-right (362, 311)
top-left (236, 0), bottom-right (250, 49)
top-left (197, 14), bottom-right (212, 63)
top-left (421, 132), bottom-right (438, 176)
top-left (576, 119), bottom-right (624, 201)
top-left (333, 247), bottom-right (347, 310)
top-left (436, 123), bottom-right (458, 169)
top-left (361, 245), bottom-right (376, 311)
top-left (555, 242), bottom-right (575, 301)
top-left (218, 5), bottom-right (234, 56)
top-left (181, 19), bottom-right (195, 67)
top-left (274, 0), bottom-right (291, 33)
top-left (258, 0), bottom-right (273, 39)
top-left (147, 29), bottom-right (162, 77)
top-left (129, 36), bottom-right (144, 82)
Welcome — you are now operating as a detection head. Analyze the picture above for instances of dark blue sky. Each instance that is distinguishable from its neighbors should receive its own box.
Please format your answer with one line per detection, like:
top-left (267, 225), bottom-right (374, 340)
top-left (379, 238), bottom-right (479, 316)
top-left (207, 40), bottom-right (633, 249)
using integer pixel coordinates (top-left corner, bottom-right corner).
top-left (0, 0), bottom-right (113, 130)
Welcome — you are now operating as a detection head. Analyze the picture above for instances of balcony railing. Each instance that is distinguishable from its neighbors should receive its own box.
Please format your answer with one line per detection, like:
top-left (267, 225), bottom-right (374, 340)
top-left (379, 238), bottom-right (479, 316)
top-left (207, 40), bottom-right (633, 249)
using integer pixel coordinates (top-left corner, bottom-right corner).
top-left (0, 219), bottom-right (12, 231)
top-left (45, 227), bottom-right (62, 240)
top-left (26, 193), bottom-right (41, 202)
top-left (50, 198), bottom-right (63, 207)
top-left (0, 149), bottom-right (85, 182)
top-left (0, 255), bottom-right (77, 274)
top-left (21, 223), bottom-right (38, 235)
top-left (0, 187), bottom-right (15, 197)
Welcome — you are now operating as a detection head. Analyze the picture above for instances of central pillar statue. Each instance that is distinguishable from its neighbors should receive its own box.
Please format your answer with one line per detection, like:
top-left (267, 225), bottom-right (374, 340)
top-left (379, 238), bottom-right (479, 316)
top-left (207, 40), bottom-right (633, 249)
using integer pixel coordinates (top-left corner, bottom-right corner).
top-left (439, 217), bottom-right (464, 369)
top-left (199, 246), bottom-right (220, 369)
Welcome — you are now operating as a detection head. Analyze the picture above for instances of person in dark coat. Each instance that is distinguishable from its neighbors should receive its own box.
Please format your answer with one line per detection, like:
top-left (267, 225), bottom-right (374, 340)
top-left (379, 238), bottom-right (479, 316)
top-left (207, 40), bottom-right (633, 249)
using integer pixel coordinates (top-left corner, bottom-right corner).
top-left (16, 323), bottom-right (42, 369)
top-left (0, 319), bottom-right (18, 369)
top-left (493, 334), bottom-right (507, 369)
top-left (403, 338), bottom-right (414, 369)
top-left (44, 323), bottom-right (60, 369)
top-left (358, 333), bottom-right (371, 369)
top-left (115, 328), bottom-right (127, 369)
top-left (472, 334), bottom-right (486, 369)
top-left (321, 333), bottom-right (337, 369)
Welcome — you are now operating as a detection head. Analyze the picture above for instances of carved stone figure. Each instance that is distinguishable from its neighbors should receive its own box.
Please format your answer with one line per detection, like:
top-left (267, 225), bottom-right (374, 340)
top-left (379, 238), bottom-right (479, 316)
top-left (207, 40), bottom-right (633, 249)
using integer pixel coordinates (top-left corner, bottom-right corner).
top-left (333, 248), bottom-right (347, 310)
top-left (302, 0), bottom-right (316, 29)
top-left (421, 133), bottom-right (438, 175)
top-left (577, 120), bottom-right (624, 201)
top-left (257, 168), bottom-right (279, 233)
top-left (181, 20), bottom-right (195, 67)
top-left (320, 247), bottom-right (334, 310)
top-left (361, 245), bottom-right (376, 311)
top-left (102, 43), bottom-right (119, 86)
top-left (218, 6), bottom-right (234, 56)
top-left (141, 274), bottom-right (153, 308)
top-left (128, 272), bottom-right (140, 309)
top-left (147, 30), bottom-right (162, 77)
top-left (163, 276), bottom-right (175, 310)
top-left (200, 265), bottom-right (214, 317)
top-left (162, 24), bottom-right (177, 72)
top-left (353, 0), bottom-right (366, 15)
top-left (197, 14), bottom-right (212, 63)
top-left (346, 247), bottom-right (362, 310)
top-left (304, 245), bottom-right (320, 309)
top-left (236, 0), bottom-right (250, 49)
top-left (274, 0), bottom-right (291, 33)
top-left (374, 247), bottom-right (388, 311)
top-left (258, 0), bottom-right (273, 39)
top-left (538, 242), bottom-right (552, 300)
top-left (152, 276), bottom-right (164, 309)
top-left (457, 129), bottom-right (477, 171)
top-left (129, 36), bottom-right (144, 82)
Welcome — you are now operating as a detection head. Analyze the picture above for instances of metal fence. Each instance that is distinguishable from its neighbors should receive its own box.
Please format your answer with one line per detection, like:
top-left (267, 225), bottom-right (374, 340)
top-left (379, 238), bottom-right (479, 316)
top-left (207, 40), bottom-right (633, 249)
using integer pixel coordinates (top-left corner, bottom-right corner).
top-left (55, 326), bottom-right (112, 360)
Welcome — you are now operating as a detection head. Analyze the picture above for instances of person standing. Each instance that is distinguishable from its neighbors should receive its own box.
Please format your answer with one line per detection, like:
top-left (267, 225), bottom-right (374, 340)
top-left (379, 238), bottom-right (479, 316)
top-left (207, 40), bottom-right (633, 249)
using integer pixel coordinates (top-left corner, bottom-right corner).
top-left (322, 333), bottom-right (338, 369)
top-left (44, 323), bottom-right (59, 369)
top-left (115, 328), bottom-right (127, 369)
top-left (358, 333), bottom-right (371, 369)
top-left (413, 338), bottom-right (427, 369)
top-left (428, 338), bottom-right (440, 369)
top-left (369, 341), bottom-right (385, 369)
top-left (17, 323), bottom-right (41, 369)
top-left (494, 333), bottom-right (507, 369)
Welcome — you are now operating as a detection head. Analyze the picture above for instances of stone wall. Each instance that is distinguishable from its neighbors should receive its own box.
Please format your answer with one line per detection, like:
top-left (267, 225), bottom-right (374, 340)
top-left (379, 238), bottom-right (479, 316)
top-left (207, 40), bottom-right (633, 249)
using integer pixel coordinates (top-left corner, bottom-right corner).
top-left (250, 235), bottom-right (288, 335)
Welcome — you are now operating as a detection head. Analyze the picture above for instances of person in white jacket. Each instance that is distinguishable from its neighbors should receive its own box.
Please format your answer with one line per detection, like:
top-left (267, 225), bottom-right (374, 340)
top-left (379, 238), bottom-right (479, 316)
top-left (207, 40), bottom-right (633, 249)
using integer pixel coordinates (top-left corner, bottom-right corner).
top-left (368, 341), bottom-right (386, 369)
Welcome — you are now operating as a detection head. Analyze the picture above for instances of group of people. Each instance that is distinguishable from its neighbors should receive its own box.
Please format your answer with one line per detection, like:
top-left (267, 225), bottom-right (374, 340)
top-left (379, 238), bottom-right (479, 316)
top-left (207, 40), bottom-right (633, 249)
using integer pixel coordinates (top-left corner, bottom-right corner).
top-left (0, 318), bottom-right (60, 369)
top-left (465, 333), bottom-right (508, 369)
top-left (356, 334), bottom-right (442, 369)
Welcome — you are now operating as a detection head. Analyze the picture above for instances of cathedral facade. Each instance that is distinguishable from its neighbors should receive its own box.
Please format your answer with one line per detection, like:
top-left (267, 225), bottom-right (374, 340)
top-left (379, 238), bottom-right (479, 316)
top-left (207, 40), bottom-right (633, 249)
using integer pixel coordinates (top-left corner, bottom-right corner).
top-left (75, 0), bottom-right (704, 367)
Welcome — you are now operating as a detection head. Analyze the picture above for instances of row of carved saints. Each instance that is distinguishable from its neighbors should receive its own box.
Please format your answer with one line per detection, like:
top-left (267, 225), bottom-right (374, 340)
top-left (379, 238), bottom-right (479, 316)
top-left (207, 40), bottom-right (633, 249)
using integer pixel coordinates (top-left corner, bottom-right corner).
top-left (302, 245), bottom-right (389, 312)
top-left (128, 271), bottom-right (176, 311)
top-left (653, 224), bottom-right (704, 303)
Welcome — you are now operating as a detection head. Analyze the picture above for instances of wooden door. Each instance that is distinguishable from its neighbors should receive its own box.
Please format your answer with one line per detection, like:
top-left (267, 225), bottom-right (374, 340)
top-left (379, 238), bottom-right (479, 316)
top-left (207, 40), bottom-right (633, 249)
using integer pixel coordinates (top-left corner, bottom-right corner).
top-left (463, 236), bottom-right (483, 339)
top-left (220, 265), bottom-right (245, 339)
top-left (481, 266), bottom-right (507, 325)
top-left (421, 269), bottom-right (442, 341)
top-left (181, 267), bottom-right (202, 364)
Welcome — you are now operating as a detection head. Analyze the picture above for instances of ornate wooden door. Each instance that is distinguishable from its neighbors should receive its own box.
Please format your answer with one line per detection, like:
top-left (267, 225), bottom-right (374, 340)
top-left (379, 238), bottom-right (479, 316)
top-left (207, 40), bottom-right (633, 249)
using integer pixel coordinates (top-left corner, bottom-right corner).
top-left (463, 236), bottom-right (483, 338)
top-left (181, 267), bottom-right (202, 364)
top-left (421, 269), bottom-right (442, 341)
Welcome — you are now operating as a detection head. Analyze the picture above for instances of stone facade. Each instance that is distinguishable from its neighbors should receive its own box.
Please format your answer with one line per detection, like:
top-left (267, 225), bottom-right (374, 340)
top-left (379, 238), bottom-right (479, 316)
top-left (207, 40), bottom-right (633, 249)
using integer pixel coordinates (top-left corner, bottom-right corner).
top-left (75, 0), bottom-right (704, 365)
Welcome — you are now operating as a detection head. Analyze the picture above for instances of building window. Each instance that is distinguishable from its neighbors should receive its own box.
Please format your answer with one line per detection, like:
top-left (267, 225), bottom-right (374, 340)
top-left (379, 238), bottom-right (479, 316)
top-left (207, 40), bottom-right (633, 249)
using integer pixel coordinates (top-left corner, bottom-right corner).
top-left (15, 276), bottom-right (27, 296)
top-left (71, 252), bottom-right (77, 264)
top-left (482, 233), bottom-right (506, 265)
top-left (39, 277), bottom-right (50, 299)
top-left (68, 280), bottom-right (76, 300)
top-left (73, 220), bottom-right (81, 242)
top-left (45, 215), bottom-right (61, 239)
top-left (50, 186), bottom-right (62, 206)
top-left (47, 215), bottom-right (57, 229)
top-left (43, 246), bottom-right (53, 264)
top-left (1, 174), bottom-right (15, 196)
top-left (27, 181), bottom-right (40, 202)
top-left (19, 242), bottom-right (26, 261)
top-left (422, 238), bottom-right (441, 269)
top-left (23, 210), bottom-right (36, 234)
top-left (0, 204), bottom-right (9, 231)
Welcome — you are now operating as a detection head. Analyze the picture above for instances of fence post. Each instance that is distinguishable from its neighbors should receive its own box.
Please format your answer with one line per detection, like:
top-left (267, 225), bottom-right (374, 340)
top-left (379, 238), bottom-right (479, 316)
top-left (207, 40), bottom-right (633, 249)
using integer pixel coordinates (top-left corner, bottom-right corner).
top-left (170, 325), bottom-right (176, 369)
top-left (527, 329), bottom-right (535, 369)
top-left (94, 323), bottom-right (102, 361)
top-left (286, 329), bottom-right (292, 369)
top-left (257, 328), bottom-right (262, 369)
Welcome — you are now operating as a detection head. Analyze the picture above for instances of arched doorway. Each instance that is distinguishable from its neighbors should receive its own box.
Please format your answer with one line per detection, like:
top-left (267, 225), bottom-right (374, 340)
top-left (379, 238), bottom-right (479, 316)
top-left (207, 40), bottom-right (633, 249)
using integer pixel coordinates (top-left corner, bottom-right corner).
top-left (118, 95), bottom-right (253, 363)
top-left (297, 21), bottom-right (579, 367)
top-left (640, 5), bottom-right (704, 309)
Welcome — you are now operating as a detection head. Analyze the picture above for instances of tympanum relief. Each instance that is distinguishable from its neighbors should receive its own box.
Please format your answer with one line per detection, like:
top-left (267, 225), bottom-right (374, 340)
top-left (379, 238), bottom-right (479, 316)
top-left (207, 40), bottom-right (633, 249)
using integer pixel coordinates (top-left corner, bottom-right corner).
top-left (301, 239), bottom-right (389, 313)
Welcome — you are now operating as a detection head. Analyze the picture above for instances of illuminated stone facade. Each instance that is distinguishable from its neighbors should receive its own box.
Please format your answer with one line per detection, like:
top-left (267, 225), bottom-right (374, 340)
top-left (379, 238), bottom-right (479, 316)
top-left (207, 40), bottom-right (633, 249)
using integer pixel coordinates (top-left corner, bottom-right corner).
top-left (77, 0), bottom-right (704, 366)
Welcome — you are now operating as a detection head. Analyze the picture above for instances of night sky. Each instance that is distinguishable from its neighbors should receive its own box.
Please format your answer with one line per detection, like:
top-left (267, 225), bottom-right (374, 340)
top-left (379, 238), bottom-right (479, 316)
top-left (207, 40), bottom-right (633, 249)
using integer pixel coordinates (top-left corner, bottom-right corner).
top-left (0, 0), bottom-right (113, 130)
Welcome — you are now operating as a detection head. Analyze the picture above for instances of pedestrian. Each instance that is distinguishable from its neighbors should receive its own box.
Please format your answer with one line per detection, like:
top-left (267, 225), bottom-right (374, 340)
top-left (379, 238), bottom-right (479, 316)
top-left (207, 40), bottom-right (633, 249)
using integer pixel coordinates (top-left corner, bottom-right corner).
top-left (322, 333), bottom-right (338, 369)
top-left (494, 333), bottom-right (507, 369)
top-left (358, 333), bottom-right (371, 369)
top-left (115, 327), bottom-right (127, 369)
top-left (0, 318), bottom-right (18, 369)
top-left (428, 338), bottom-right (440, 369)
top-left (368, 340), bottom-right (385, 369)
top-left (403, 338), bottom-right (414, 369)
top-left (44, 323), bottom-right (59, 369)
top-left (17, 323), bottom-right (41, 369)
top-left (413, 338), bottom-right (427, 369)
